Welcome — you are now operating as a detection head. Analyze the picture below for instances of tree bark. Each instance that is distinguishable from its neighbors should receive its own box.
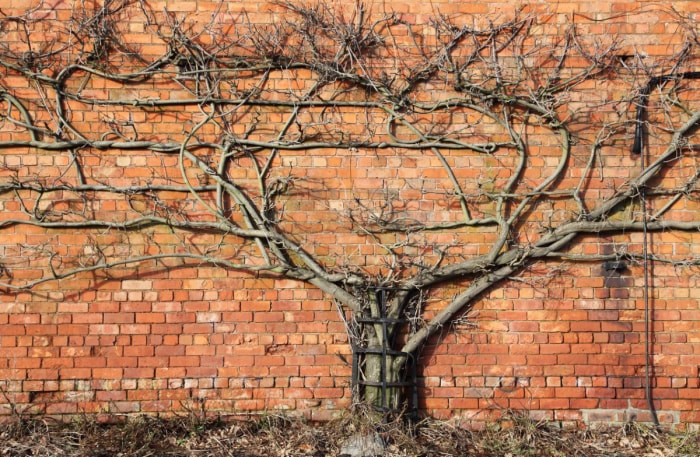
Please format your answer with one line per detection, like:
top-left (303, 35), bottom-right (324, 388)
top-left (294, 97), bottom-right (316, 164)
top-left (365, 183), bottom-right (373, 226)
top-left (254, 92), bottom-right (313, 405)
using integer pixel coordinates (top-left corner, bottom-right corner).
top-left (353, 289), bottom-right (414, 412)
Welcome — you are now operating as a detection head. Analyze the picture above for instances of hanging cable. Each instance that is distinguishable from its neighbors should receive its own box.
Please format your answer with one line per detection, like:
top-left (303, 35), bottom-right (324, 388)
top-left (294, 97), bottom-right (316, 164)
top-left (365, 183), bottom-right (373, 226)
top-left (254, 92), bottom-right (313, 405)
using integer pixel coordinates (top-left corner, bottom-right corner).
top-left (632, 71), bottom-right (700, 155)
top-left (639, 175), bottom-right (659, 427)
top-left (633, 79), bottom-right (660, 426)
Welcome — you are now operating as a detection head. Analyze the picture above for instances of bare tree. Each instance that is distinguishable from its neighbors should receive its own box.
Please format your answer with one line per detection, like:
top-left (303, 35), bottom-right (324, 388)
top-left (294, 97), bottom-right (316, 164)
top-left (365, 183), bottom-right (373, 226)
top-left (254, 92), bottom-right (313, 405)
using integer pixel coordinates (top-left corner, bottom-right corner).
top-left (1, 1), bottom-right (699, 412)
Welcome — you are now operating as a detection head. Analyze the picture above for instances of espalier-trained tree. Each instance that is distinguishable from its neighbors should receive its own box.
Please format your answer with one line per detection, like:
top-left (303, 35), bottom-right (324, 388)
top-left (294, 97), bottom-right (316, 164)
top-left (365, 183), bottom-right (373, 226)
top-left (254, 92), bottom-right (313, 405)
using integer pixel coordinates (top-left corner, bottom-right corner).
top-left (1, 1), bottom-right (699, 411)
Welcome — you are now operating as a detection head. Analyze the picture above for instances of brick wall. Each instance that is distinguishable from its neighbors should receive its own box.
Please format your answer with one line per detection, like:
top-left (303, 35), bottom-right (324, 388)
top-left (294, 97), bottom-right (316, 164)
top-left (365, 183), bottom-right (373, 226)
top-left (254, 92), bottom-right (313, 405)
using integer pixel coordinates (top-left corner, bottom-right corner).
top-left (1, 0), bottom-right (700, 428)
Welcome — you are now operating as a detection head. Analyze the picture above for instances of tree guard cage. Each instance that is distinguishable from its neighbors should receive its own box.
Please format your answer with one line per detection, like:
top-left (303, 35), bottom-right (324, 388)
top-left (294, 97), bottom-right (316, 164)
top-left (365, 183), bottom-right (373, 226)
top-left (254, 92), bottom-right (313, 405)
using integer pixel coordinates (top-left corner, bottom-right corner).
top-left (351, 287), bottom-right (419, 418)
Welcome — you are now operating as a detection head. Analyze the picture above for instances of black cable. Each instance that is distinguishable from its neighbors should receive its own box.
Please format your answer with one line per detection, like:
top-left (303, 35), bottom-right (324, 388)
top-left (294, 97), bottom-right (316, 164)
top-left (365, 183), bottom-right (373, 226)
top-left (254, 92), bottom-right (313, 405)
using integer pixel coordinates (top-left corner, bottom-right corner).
top-left (639, 179), bottom-right (659, 427)
top-left (633, 76), bottom-right (662, 425)
top-left (632, 71), bottom-right (700, 155)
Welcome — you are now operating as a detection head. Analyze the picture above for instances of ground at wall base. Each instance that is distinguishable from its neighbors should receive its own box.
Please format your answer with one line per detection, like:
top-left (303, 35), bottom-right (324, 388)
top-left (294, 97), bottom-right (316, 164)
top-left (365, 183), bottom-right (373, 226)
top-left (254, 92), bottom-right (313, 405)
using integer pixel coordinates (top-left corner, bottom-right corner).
top-left (1, 411), bottom-right (699, 457)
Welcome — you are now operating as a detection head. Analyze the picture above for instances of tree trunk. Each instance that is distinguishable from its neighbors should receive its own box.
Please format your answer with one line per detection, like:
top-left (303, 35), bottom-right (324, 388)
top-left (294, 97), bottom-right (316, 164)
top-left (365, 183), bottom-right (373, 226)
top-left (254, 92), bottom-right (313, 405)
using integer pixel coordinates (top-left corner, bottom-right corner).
top-left (352, 288), bottom-right (416, 413)
top-left (362, 351), bottom-right (406, 411)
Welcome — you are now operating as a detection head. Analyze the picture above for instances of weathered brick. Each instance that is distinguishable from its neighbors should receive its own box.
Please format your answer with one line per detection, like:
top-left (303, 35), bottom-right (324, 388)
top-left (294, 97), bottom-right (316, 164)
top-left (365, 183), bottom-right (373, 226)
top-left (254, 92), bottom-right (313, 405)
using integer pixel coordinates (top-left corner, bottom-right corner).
top-left (0, 0), bottom-right (698, 428)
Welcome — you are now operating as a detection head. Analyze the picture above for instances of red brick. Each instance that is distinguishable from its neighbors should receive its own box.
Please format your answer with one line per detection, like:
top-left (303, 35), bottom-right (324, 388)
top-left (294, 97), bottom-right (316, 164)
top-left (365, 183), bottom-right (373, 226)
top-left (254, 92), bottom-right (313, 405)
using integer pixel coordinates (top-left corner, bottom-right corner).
top-left (0, 2), bottom-right (698, 427)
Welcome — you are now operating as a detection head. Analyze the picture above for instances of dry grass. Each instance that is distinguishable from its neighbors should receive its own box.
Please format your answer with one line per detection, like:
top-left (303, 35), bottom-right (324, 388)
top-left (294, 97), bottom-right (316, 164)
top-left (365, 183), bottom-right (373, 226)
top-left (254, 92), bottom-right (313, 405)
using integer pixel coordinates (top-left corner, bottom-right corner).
top-left (1, 408), bottom-right (699, 456)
